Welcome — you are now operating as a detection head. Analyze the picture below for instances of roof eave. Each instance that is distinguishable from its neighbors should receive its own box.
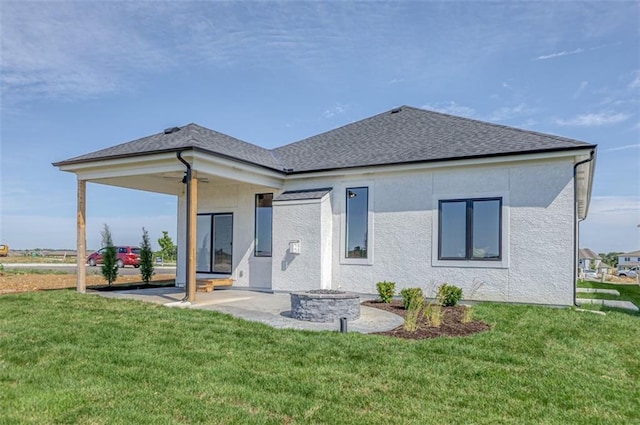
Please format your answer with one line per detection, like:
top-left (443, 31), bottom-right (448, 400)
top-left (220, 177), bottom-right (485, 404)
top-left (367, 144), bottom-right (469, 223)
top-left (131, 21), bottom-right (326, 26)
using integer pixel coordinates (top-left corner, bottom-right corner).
top-left (53, 146), bottom-right (287, 174)
top-left (284, 144), bottom-right (598, 176)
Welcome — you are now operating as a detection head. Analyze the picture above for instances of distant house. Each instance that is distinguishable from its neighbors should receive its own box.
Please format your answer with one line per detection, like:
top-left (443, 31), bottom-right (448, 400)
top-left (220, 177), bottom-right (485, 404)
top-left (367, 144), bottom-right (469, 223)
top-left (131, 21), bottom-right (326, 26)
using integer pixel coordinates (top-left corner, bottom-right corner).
top-left (53, 105), bottom-right (597, 306)
top-left (578, 248), bottom-right (601, 271)
top-left (618, 250), bottom-right (640, 270)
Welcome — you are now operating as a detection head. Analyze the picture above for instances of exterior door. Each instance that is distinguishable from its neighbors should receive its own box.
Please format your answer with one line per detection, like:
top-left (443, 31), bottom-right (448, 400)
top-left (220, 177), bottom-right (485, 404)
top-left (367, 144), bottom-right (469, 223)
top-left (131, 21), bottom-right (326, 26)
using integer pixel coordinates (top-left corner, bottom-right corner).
top-left (196, 213), bottom-right (233, 274)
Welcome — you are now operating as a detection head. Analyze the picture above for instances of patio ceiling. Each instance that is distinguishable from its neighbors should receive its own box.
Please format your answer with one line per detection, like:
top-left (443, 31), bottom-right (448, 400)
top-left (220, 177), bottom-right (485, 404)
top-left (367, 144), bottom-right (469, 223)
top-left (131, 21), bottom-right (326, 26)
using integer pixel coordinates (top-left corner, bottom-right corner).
top-left (57, 150), bottom-right (286, 194)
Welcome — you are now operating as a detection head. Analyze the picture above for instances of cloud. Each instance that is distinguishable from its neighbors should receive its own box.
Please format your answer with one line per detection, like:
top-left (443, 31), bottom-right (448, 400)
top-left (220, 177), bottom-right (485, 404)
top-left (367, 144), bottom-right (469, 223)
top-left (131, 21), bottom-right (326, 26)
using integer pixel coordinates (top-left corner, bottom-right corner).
top-left (322, 103), bottom-right (349, 118)
top-left (573, 81), bottom-right (588, 99)
top-left (422, 101), bottom-right (476, 118)
top-left (555, 112), bottom-right (631, 126)
top-left (629, 71), bottom-right (640, 90)
top-left (0, 2), bottom-right (407, 104)
top-left (536, 48), bottom-right (585, 60)
top-left (602, 143), bottom-right (640, 152)
top-left (580, 195), bottom-right (640, 252)
top-left (518, 119), bottom-right (538, 128)
top-left (489, 103), bottom-right (535, 121)
top-left (535, 44), bottom-right (610, 61)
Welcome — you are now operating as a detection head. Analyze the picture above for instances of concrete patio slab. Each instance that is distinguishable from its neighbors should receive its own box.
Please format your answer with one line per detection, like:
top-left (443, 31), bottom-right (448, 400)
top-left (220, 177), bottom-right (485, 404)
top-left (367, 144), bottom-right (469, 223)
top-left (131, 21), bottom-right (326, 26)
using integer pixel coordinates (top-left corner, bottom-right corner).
top-left (92, 287), bottom-right (404, 334)
top-left (576, 288), bottom-right (620, 296)
top-left (576, 298), bottom-right (639, 312)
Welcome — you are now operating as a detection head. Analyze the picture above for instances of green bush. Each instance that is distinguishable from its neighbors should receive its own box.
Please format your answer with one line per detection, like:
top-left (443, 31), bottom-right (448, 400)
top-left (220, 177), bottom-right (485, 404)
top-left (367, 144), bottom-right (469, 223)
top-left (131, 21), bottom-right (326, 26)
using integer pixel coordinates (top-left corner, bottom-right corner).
top-left (437, 283), bottom-right (463, 307)
top-left (400, 287), bottom-right (424, 310)
top-left (376, 281), bottom-right (396, 303)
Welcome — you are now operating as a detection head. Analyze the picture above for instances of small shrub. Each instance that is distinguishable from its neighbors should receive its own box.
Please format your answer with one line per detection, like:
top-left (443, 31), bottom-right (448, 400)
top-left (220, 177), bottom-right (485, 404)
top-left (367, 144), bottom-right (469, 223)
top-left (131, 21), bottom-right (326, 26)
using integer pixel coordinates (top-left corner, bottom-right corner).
top-left (461, 305), bottom-right (473, 323)
top-left (376, 281), bottom-right (396, 303)
top-left (425, 303), bottom-right (443, 327)
top-left (437, 283), bottom-right (463, 307)
top-left (400, 287), bottom-right (424, 310)
top-left (403, 293), bottom-right (424, 332)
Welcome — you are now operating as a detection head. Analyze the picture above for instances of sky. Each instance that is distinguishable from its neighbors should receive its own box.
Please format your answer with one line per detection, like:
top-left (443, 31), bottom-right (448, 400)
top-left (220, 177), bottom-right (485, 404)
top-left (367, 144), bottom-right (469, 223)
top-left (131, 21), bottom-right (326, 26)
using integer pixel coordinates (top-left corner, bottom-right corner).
top-left (1, 1), bottom-right (639, 253)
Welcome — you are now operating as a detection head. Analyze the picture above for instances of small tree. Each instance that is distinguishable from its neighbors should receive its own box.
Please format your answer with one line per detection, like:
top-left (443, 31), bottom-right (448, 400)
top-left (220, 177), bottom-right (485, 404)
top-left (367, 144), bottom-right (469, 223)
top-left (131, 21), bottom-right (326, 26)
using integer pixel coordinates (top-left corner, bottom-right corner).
top-left (100, 223), bottom-right (118, 286)
top-left (158, 231), bottom-right (177, 262)
top-left (139, 227), bottom-right (154, 284)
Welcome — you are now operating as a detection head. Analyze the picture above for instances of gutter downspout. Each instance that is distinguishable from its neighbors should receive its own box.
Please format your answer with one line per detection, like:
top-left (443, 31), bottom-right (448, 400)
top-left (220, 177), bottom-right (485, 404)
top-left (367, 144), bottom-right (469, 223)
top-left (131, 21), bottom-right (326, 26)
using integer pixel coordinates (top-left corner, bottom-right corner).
top-left (573, 150), bottom-right (595, 306)
top-left (177, 151), bottom-right (192, 302)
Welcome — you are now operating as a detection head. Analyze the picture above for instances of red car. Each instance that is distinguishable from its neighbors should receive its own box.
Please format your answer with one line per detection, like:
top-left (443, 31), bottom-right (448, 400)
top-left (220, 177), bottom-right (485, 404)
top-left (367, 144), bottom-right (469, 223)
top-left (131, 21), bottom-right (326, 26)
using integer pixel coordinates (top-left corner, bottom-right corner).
top-left (87, 246), bottom-right (140, 268)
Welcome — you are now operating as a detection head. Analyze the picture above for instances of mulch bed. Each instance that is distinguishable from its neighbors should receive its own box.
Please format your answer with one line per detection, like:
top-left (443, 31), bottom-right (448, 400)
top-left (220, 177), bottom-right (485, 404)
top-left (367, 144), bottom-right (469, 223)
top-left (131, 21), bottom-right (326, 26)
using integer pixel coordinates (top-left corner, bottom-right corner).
top-left (362, 300), bottom-right (491, 339)
top-left (90, 281), bottom-right (175, 292)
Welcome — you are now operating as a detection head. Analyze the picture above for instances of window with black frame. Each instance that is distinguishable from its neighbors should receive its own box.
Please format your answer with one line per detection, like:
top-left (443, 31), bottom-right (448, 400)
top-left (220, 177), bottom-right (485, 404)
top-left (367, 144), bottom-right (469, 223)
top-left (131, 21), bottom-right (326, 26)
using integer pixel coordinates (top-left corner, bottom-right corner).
top-left (196, 213), bottom-right (233, 273)
top-left (255, 193), bottom-right (273, 257)
top-left (439, 198), bottom-right (502, 260)
top-left (345, 187), bottom-right (368, 258)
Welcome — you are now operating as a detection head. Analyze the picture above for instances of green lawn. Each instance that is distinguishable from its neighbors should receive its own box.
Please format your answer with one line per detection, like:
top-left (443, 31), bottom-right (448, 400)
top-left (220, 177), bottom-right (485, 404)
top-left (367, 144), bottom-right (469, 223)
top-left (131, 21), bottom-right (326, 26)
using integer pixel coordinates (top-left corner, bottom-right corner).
top-left (1, 291), bottom-right (639, 424)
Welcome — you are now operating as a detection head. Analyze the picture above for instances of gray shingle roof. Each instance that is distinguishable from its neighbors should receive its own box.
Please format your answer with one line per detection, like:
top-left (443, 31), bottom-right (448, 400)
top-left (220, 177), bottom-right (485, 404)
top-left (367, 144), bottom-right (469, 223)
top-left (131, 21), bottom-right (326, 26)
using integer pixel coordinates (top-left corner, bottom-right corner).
top-left (53, 123), bottom-right (285, 170)
top-left (579, 248), bottom-right (601, 260)
top-left (273, 106), bottom-right (595, 172)
top-left (274, 188), bottom-right (333, 201)
top-left (620, 250), bottom-right (640, 257)
top-left (54, 106), bottom-right (596, 172)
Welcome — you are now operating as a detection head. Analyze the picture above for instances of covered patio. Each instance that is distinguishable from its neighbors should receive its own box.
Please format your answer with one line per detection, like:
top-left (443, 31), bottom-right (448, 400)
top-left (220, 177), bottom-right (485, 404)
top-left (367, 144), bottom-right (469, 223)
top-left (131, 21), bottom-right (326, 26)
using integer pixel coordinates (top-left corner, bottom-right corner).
top-left (54, 125), bottom-right (287, 302)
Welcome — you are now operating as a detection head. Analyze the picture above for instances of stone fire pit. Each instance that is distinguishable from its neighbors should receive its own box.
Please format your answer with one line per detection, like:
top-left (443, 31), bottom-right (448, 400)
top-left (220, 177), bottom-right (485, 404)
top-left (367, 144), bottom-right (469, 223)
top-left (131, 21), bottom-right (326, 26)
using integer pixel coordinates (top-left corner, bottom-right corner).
top-left (290, 289), bottom-right (360, 322)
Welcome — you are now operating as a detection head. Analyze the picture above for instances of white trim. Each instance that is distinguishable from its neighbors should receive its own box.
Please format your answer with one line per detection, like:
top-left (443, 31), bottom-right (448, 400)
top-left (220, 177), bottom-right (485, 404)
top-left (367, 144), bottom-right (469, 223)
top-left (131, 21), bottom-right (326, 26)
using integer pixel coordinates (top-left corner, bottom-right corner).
top-left (340, 181), bottom-right (374, 266)
top-left (58, 151), bottom-right (286, 189)
top-left (431, 191), bottom-right (510, 269)
top-left (272, 193), bottom-right (331, 206)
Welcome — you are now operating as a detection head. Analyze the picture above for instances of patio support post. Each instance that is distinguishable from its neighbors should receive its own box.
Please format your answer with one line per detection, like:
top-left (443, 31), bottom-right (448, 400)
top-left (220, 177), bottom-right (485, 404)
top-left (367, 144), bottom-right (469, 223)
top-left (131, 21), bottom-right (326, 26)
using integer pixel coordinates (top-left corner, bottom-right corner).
top-left (187, 171), bottom-right (198, 302)
top-left (76, 179), bottom-right (86, 293)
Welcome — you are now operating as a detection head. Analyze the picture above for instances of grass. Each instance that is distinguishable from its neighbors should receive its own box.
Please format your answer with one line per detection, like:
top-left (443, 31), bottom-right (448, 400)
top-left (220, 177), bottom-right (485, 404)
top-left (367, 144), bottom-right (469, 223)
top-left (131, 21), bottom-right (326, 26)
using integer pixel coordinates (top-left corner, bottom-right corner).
top-left (1, 291), bottom-right (639, 424)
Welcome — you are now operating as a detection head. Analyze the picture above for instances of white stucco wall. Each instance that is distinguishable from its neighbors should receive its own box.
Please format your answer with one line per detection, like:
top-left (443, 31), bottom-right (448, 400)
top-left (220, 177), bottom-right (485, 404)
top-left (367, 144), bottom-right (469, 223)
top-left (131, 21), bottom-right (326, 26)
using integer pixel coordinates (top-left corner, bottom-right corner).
top-left (176, 181), bottom-right (277, 289)
top-left (276, 157), bottom-right (576, 305)
top-left (271, 195), bottom-right (332, 292)
top-left (174, 156), bottom-right (577, 306)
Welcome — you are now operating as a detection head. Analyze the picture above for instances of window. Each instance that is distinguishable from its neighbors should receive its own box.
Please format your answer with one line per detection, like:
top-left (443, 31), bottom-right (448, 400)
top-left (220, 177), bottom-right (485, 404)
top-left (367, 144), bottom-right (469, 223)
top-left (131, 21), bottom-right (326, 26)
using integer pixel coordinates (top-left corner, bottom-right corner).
top-left (439, 198), bottom-right (502, 261)
top-left (196, 213), bottom-right (233, 273)
top-left (255, 193), bottom-right (273, 257)
top-left (345, 187), bottom-right (368, 258)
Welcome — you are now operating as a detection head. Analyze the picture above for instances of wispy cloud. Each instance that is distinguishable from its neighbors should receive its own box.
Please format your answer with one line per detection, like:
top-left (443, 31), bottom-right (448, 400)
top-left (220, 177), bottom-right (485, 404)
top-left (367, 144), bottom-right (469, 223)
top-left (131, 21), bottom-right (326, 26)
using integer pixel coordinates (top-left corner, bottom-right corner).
top-left (555, 112), bottom-right (631, 126)
top-left (573, 81), bottom-right (589, 99)
top-left (489, 103), bottom-right (535, 121)
top-left (536, 48), bottom-right (585, 60)
top-left (422, 101), bottom-right (476, 118)
top-left (629, 71), bottom-right (640, 90)
top-left (0, 1), bottom-right (411, 105)
top-left (535, 44), bottom-right (610, 61)
top-left (322, 103), bottom-right (349, 118)
top-left (602, 143), bottom-right (640, 152)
